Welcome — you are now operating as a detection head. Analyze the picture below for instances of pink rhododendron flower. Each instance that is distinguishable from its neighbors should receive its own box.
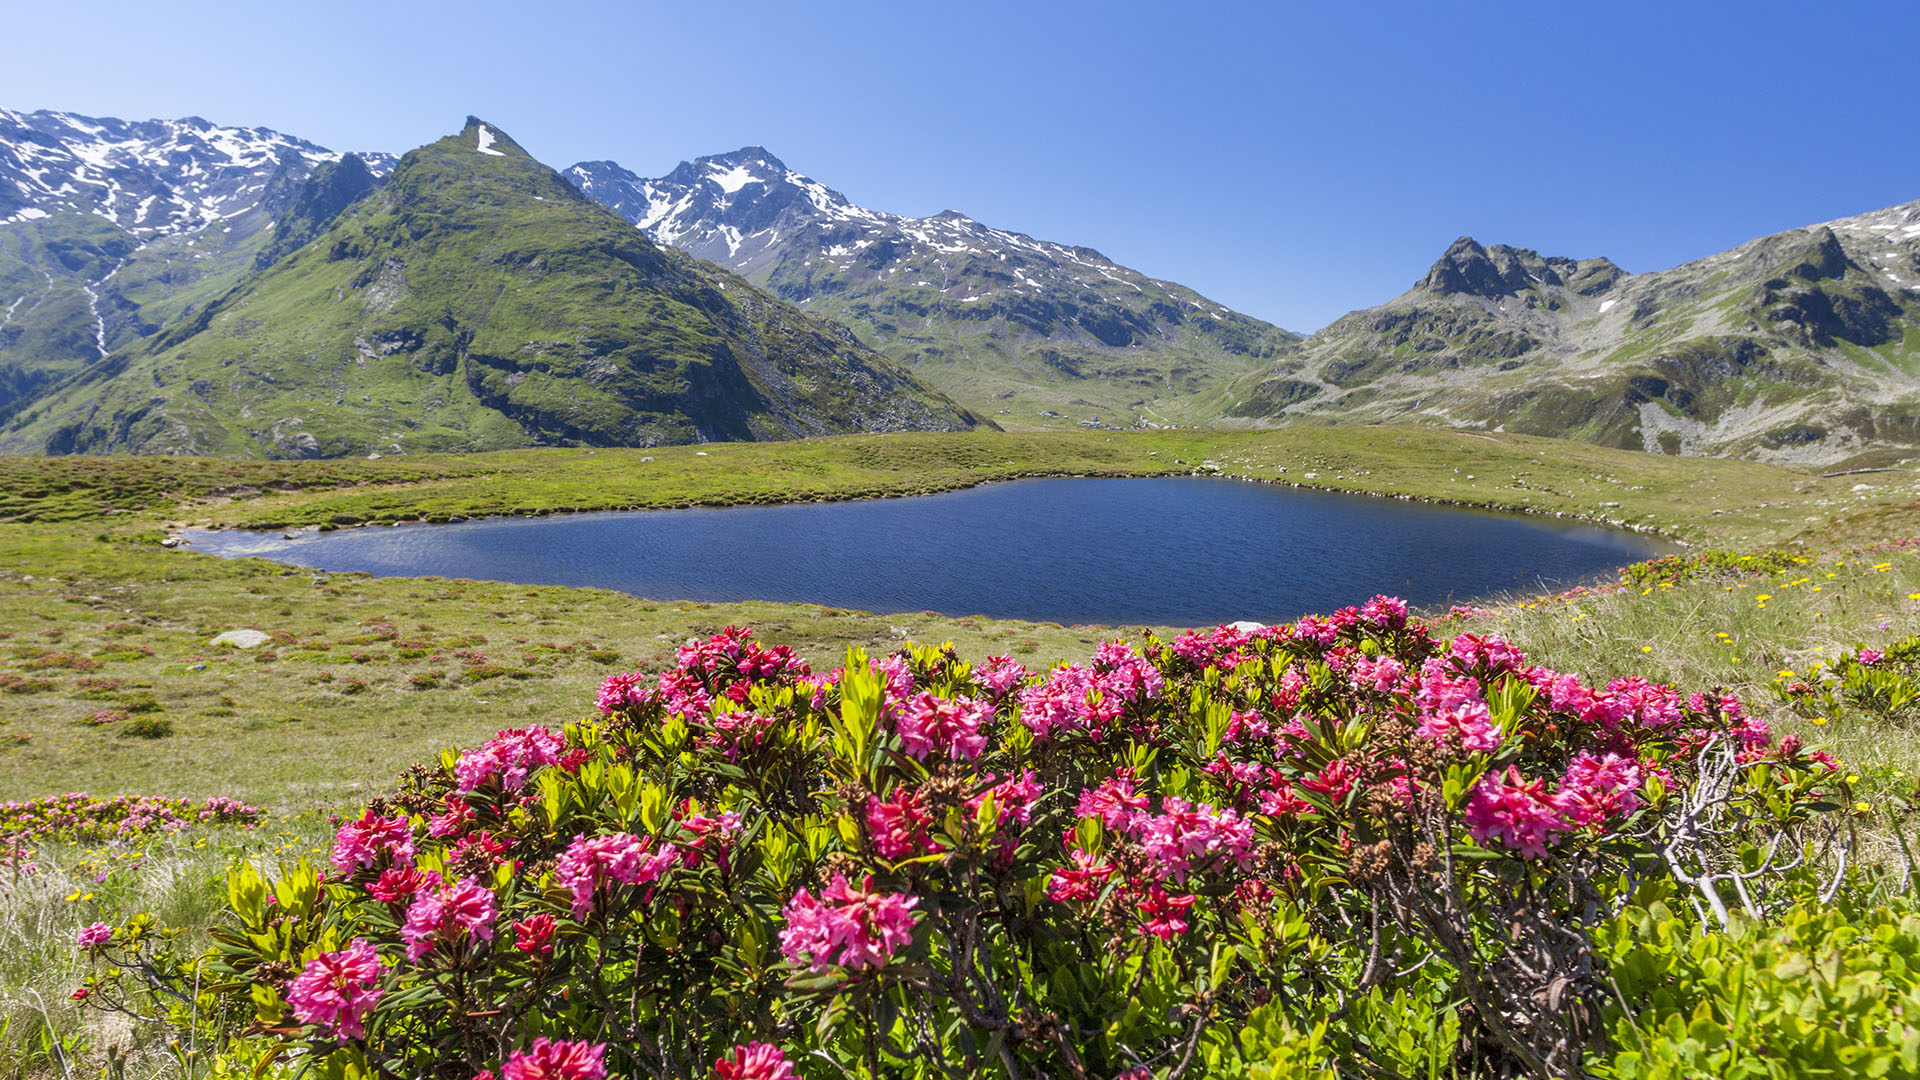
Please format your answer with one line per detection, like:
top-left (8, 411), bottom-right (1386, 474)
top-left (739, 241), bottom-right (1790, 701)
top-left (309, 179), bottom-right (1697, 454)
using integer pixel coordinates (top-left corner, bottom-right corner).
top-left (1449, 633), bottom-right (1526, 674)
top-left (865, 789), bottom-right (939, 860)
top-left (555, 832), bottom-right (677, 919)
top-left (1018, 665), bottom-right (1122, 739)
top-left (1092, 641), bottom-right (1166, 702)
top-left (1258, 777), bottom-right (1316, 818)
top-left (286, 938), bottom-right (385, 1041)
top-left (713, 1042), bottom-right (795, 1080)
top-left (1349, 654), bottom-right (1406, 694)
top-left (1046, 848), bottom-right (1114, 902)
top-left (975, 654), bottom-right (1028, 696)
top-left (656, 669), bottom-right (714, 719)
top-left (1077, 773), bottom-right (1149, 830)
top-left (1464, 768), bottom-right (1569, 859)
top-left (779, 874), bottom-right (919, 972)
top-left (332, 810), bottom-right (415, 874)
top-left (1360, 594), bottom-right (1409, 629)
top-left (401, 876), bottom-right (497, 961)
top-left (893, 692), bottom-right (991, 761)
top-left (705, 710), bottom-right (777, 758)
top-left (1301, 758), bottom-right (1358, 803)
top-left (1414, 659), bottom-right (1501, 751)
top-left (1605, 676), bottom-right (1683, 731)
top-left (1860, 648), bottom-right (1886, 665)
top-left (1292, 615), bottom-right (1339, 648)
top-left (969, 769), bottom-right (1043, 829)
top-left (872, 654), bottom-right (916, 703)
top-left (1559, 752), bottom-right (1645, 826)
top-left (366, 864), bottom-right (434, 904)
top-left (453, 829), bottom-right (511, 865)
top-left (1172, 623), bottom-right (1258, 666)
top-left (675, 626), bottom-right (805, 683)
top-left (595, 670), bottom-right (654, 714)
top-left (500, 1038), bottom-right (606, 1080)
top-left (1136, 798), bottom-right (1255, 882)
top-left (427, 795), bottom-right (475, 839)
top-left (454, 727), bottom-right (566, 794)
top-left (75, 922), bottom-right (111, 948)
top-left (1137, 885), bottom-right (1197, 940)
top-left (512, 913), bottom-right (557, 958)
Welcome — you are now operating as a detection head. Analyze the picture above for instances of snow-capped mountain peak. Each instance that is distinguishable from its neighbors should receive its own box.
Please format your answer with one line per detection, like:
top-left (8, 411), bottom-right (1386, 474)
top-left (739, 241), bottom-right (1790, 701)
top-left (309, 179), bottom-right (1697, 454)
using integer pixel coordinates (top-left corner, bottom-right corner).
top-left (564, 146), bottom-right (1294, 429)
top-left (0, 108), bottom-right (394, 232)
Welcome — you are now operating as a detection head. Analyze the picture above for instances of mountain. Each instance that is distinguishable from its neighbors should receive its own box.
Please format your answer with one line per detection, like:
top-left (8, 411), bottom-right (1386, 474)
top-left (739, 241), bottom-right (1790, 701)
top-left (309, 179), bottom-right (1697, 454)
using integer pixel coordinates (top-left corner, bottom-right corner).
top-left (0, 119), bottom-right (981, 457)
top-left (0, 108), bottom-right (398, 413)
top-left (1226, 202), bottom-right (1920, 465)
top-left (567, 148), bottom-right (1298, 429)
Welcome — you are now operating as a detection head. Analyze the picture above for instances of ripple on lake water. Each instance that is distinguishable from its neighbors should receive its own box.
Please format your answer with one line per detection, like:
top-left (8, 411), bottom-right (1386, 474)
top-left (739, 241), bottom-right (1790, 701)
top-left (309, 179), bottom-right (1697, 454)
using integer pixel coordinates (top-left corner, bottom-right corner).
top-left (185, 477), bottom-right (1672, 626)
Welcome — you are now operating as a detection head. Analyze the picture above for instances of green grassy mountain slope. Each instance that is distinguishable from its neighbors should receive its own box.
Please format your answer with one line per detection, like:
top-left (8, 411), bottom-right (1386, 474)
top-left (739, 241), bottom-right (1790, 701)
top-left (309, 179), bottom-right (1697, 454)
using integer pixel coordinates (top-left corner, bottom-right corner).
top-left (0, 120), bottom-right (982, 457)
top-left (1227, 200), bottom-right (1920, 466)
top-left (568, 150), bottom-right (1298, 430)
top-left (0, 109), bottom-right (397, 418)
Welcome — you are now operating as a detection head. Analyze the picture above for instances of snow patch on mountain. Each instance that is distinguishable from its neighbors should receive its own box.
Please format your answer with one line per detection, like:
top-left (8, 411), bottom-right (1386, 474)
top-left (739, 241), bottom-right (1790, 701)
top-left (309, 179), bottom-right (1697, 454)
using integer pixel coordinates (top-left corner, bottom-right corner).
top-left (707, 163), bottom-right (758, 193)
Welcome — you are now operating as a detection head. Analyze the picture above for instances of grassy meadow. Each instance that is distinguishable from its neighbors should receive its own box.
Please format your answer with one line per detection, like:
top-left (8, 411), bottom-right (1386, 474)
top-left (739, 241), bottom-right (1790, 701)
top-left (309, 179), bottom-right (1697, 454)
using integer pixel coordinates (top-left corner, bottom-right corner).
top-left (1, 425), bottom-right (1918, 1075)
top-left (3, 425), bottom-right (1918, 808)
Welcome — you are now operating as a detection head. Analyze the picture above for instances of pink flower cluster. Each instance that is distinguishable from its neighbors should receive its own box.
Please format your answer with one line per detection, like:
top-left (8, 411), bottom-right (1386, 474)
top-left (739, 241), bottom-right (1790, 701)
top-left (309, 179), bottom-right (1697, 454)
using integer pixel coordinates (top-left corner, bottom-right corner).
top-left (1132, 797), bottom-right (1256, 883)
top-left (779, 874), bottom-right (919, 972)
top-left (893, 692), bottom-right (991, 761)
top-left (714, 1042), bottom-right (795, 1080)
top-left (969, 769), bottom-right (1043, 830)
top-left (401, 876), bottom-right (496, 960)
top-left (286, 938), bottom-right (386, 1040)
top-left (0, 792), bottom-right (261, 845)
top-left (500, 1038), bottom-right (606, 1080)
top-left (1465, 752), bottom-right (1648, 858)
top-left (75, 922), bottom-right (111, 948)
top-left (1414, 659), bottom-right (1502, 752)
top-left (974, 655), bottom-right (1028, 697)
top-left (554, 831), bottom-right (677, 919)
top-left (332, 810), bottom-right (416, 874)
top-left (675, 625), bottom-right (807, 683)
top-left (1046, 848), bottom-right (1114, 902)
top-left (454, 726), bottom-right (566, 794)
top-left (1017, 664), bottom-right (1121, 739)
top-left (866, 789), bottom-right (939, 860)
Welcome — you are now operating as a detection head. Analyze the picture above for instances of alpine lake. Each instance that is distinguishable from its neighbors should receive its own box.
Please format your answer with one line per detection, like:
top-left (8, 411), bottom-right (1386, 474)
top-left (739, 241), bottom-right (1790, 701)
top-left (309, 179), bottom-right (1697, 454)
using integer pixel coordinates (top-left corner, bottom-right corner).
top-left (178, 477), bottom-right (1675, 627)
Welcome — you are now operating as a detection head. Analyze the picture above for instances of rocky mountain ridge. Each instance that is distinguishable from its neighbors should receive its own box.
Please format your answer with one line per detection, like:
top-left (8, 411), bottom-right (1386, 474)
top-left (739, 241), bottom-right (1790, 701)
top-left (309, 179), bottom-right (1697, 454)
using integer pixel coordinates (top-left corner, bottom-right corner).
top-left (567, 148), bottom-right (1298, 428)
top-left (1228, 199), bottom-right (1920, 466)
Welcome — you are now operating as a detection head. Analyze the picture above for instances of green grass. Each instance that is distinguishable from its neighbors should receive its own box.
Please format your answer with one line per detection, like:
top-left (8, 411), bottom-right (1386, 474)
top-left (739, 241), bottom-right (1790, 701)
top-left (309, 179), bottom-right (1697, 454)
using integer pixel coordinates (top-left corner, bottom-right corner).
top-left (0, 814), bottom-right (329, 1078)
top-left (0, 521), bottom-right (1132, 808)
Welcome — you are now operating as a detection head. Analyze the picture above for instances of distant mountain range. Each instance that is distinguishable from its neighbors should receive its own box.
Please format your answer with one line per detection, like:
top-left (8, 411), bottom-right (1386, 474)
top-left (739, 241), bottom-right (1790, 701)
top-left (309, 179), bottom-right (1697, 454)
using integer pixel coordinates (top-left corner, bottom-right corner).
top-left (3, 105), bottom-right (1919, 465)
top-left (0, 117), bottom-right (977, 455)
top-left (1225, 203), bottom-right (1920, 466)
top-left (0, 109), bottom-right (398, 413)
top-left (566, 148), bottom-right (1298, 429)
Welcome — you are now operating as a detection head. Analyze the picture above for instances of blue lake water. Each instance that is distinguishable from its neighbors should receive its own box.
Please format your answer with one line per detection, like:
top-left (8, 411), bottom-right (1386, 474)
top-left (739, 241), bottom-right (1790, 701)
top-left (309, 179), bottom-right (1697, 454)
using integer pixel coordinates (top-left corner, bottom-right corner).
top-left (183, 477), bottom-right (1673, 626)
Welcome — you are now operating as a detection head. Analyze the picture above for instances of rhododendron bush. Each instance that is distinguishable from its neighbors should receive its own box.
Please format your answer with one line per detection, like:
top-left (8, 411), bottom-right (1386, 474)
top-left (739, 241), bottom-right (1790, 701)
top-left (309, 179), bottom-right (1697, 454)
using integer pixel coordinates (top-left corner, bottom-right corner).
top-left (79, 607), bottom-right (1848, 1079)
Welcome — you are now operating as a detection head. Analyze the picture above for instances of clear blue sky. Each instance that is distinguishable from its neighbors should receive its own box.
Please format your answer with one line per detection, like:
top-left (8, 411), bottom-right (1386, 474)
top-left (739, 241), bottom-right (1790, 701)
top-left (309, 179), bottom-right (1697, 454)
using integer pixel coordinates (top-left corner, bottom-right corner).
top-left (8, 0), bottom-right (1917, 332)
